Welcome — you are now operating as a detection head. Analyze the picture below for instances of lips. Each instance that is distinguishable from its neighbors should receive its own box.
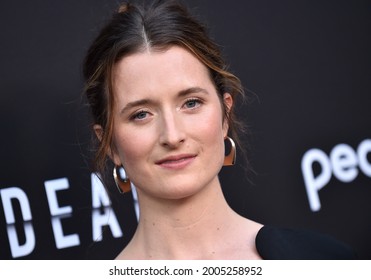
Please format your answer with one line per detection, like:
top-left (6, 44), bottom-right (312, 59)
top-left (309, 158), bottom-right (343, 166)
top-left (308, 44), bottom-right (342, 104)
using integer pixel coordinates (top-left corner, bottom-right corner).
top-left (155, 154), bottom-right (197, 169)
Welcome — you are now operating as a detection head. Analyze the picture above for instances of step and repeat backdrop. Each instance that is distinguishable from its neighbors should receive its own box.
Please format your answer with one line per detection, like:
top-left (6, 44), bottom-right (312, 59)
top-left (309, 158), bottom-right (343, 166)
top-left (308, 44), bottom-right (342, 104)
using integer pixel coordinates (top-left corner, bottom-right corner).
top-left (1, 0), bottom-right (370, 259)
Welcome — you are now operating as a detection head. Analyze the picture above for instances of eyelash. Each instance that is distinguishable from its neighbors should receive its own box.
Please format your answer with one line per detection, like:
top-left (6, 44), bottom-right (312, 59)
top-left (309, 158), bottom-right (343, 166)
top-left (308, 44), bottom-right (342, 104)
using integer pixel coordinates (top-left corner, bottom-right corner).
top-left (129, 98), bottom-right (203, 121)
top-left (131, 110), bottom-right (149, 121)
top-left (183, 98), bottom-right (203, 109)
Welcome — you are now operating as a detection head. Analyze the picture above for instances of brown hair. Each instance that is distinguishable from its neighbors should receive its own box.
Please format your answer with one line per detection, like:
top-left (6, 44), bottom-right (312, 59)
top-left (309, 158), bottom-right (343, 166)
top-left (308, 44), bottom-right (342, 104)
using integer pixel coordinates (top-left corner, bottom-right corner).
top-left (83, 0), bottom-right (247, 178)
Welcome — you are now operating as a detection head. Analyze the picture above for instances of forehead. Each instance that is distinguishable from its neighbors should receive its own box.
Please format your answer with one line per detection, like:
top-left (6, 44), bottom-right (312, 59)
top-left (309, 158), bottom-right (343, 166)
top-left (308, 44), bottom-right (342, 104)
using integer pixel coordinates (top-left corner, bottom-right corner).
top-left (116, 45), bottom-right (206, 71)
top-left (112, 46), bottom-right (214, 98)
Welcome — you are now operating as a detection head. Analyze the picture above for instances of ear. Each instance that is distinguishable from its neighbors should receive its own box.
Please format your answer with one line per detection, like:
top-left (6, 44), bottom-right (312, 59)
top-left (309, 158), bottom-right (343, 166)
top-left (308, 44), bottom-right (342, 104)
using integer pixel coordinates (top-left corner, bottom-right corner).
top-left (93, 124), bottom-right (104, 142)
top-left (222, 93), bottom-right (233, 137)
top-left (93, 124), bottom-right (122, 166)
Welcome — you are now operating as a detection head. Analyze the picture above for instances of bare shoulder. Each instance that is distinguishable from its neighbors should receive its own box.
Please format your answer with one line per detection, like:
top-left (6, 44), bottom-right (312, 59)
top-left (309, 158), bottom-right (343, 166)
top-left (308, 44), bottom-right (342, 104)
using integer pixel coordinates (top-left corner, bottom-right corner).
top-left (115, 248), bottom-right (129, 260)
top-left (114, 240), bottom-right (143, 260)
top-left (236, 215), bottom-right (264, 237)
top-left (227, 216), bottom-right (264, 259)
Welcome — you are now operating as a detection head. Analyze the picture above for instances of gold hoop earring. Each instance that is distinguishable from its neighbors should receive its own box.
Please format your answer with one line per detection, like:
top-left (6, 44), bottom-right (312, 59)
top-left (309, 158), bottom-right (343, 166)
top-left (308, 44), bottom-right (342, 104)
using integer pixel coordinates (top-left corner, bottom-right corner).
top-left (113, 165), bottom-right (131, 193)
top-left (223, 136), bottom-right (236, 166)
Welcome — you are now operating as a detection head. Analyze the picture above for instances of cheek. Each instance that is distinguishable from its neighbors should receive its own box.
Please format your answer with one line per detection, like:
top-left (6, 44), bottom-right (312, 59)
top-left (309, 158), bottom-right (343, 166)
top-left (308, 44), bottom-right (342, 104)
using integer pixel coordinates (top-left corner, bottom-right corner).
top-left (112, 126), bottom-right (154, 167)
top-left (208, 103), bottom-right (225, 132)
top-left (192, 108), bottom-right (226, 172)
top-left (191, 106), bottom-right (225, 145)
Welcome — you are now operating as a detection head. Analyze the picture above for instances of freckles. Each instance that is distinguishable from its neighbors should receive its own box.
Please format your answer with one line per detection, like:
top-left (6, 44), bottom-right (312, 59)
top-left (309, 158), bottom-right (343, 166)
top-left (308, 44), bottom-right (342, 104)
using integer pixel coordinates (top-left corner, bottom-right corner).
top-left (199, 109), bottom-right (224, 137)
top-left (118, 135), bottom-right (140, 156)
top-left (115, 126), bottom-right (157, 162)
top-left (112, 129), bottom-right (134, 158)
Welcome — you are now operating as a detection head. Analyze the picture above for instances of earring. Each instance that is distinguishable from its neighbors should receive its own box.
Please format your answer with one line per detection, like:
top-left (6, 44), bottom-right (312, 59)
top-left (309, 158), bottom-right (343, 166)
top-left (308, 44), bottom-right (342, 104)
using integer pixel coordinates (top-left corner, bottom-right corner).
top-left (113, 165), bottom-right (131, 193)
top-left (223, 136), bottom-right (236, 166)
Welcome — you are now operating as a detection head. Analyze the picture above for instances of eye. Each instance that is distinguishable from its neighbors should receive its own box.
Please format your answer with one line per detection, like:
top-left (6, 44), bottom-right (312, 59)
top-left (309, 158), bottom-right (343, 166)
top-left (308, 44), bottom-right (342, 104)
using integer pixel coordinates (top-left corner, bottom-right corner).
top-left (183, 98), bottom-right (202, 109)
top-left (131, 110), bottom-right (149, 120)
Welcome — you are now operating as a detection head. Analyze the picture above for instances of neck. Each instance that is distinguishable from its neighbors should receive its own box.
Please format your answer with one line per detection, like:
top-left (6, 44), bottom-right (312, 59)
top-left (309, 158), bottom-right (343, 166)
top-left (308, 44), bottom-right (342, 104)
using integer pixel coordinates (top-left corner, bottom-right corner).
top-left (129, 177), bottom-right (242, 259)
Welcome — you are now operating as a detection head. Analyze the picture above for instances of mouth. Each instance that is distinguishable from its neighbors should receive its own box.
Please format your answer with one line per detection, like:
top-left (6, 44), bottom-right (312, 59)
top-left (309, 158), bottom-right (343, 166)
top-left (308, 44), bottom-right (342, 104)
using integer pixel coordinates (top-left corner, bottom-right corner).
top-left (155, 154), bottom-right (197, 169)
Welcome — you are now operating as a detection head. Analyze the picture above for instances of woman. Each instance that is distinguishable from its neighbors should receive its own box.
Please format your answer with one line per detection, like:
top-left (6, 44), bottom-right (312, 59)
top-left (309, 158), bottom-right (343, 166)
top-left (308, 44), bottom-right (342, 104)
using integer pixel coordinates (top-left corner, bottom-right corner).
top-left (83, 0), bottom-right (355, 259)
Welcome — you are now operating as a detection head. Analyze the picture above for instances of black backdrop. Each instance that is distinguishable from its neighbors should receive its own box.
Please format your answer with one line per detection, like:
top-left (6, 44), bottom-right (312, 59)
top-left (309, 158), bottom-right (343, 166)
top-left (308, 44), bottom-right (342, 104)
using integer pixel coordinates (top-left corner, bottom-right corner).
top-left (1, 0), bottom-right (370, 259)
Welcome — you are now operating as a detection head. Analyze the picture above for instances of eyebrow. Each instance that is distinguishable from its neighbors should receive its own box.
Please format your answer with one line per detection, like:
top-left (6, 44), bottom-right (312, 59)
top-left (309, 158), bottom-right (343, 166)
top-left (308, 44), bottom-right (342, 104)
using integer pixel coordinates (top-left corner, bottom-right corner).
top-left (120, 86), bottom-right (209, 115)
top-left (178, 86), bottom-right (209, 97)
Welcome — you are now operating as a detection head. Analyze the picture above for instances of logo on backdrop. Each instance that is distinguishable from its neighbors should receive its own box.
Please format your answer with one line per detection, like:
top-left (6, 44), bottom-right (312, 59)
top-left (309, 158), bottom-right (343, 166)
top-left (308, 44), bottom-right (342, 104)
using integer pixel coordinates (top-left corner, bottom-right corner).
top-left (0, 174), bottom-right (125, 258)
top-left (301, 139), bottom-right (371, 212)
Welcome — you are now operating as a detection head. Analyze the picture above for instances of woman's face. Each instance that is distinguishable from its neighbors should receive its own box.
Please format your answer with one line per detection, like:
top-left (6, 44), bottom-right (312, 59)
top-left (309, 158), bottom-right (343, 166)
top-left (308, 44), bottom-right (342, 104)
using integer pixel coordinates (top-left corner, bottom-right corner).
top-left (107, 46), bottom-right (232, 200)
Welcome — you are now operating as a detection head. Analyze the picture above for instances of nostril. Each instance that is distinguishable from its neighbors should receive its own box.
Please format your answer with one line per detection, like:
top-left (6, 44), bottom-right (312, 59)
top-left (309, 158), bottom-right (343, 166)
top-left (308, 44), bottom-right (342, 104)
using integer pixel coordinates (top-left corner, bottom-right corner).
top-left (158, 115), bottom-right (186, 148)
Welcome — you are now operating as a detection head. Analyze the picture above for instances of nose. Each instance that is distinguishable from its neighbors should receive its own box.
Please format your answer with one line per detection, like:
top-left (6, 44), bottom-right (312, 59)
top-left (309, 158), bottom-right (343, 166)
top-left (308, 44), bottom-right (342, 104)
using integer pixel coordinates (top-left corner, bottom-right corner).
top-left (159, 110), bottom-right (185, 148)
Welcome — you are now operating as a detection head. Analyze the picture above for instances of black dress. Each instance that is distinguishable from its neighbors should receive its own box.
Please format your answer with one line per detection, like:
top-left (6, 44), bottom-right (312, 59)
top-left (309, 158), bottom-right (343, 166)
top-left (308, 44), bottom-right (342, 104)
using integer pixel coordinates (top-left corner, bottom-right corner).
top-left (255, 225), bottom-right (357, 260)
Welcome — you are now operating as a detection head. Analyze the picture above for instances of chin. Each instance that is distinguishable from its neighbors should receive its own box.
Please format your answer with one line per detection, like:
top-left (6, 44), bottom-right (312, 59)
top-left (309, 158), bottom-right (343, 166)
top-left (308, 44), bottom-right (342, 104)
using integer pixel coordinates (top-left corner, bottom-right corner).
top-left (134, 166), bottom-right (221, 200)
top-left (159, 185), bottom-right (203, 200)
top-left (160, 176), bottom-right (218, 200)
